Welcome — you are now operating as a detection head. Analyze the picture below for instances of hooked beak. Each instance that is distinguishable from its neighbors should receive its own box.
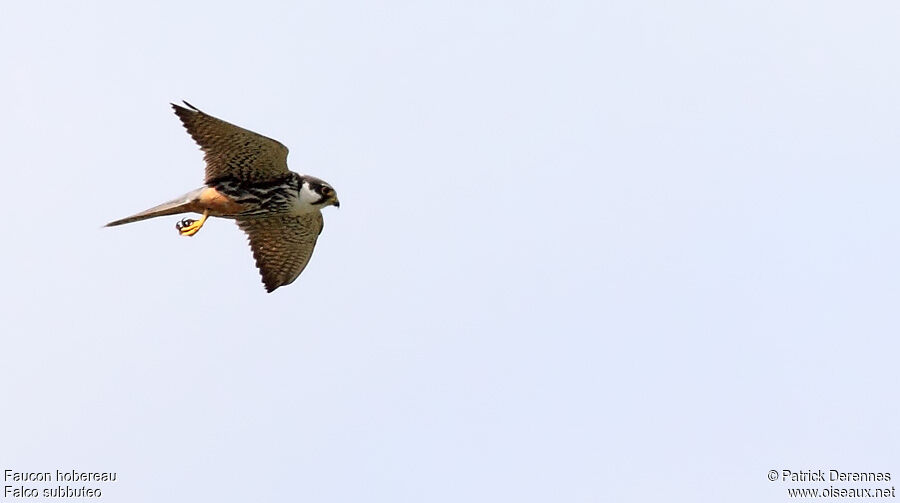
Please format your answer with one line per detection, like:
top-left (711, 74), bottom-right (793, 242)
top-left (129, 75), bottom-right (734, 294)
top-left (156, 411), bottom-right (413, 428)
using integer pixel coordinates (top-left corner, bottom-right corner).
top-left (333, 198), bottom-right (340, 208)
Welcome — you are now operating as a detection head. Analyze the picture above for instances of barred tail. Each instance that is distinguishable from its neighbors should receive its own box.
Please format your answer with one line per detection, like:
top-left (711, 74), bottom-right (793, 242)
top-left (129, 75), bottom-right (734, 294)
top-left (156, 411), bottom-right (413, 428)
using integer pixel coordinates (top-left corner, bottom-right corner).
top-left (105, 188), bottom-right (204, 227)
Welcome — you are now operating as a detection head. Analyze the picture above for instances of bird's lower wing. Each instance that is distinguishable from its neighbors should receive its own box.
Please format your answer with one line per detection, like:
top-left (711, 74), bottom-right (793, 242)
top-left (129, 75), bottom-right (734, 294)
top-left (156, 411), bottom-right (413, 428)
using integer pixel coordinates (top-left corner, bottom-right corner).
top-left (237, 213), bottom-right (324, 292)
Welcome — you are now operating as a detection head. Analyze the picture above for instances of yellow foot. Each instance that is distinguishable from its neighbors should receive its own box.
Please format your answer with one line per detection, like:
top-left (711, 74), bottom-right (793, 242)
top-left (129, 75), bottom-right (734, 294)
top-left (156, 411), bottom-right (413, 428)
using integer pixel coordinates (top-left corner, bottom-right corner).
top-left (176, 210), bottom-right (209, 237)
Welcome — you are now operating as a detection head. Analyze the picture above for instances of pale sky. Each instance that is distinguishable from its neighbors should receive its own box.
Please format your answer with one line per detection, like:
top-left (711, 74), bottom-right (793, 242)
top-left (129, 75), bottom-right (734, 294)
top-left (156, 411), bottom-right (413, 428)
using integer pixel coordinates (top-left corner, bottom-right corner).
top-left (1, 1), bottom-right (899, 501)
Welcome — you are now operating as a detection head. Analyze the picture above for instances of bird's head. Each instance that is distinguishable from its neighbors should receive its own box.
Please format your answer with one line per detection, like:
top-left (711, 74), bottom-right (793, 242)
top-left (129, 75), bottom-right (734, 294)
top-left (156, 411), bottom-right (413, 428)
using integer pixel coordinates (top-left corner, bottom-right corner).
top-left (299, 176), bottom-right (340, 210)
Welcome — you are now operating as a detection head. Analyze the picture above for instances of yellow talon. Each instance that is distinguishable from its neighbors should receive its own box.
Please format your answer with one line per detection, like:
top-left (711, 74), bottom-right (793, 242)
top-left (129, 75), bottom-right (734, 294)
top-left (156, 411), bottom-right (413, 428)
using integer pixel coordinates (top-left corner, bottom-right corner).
top-left (177, 210), bottom-right (209, 237)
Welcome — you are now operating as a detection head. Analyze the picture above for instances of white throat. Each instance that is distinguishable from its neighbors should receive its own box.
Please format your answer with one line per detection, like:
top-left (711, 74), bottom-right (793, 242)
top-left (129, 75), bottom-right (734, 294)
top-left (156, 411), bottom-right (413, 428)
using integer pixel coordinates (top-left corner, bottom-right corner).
top-left (294, 182), bottom-right (323, 214)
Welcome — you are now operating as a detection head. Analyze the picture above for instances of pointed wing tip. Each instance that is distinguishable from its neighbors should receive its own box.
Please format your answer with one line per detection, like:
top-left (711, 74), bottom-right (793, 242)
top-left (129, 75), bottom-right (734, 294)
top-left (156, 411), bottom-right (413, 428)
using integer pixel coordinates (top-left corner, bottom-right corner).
top-left (171, 100), bottom-right (200, 114)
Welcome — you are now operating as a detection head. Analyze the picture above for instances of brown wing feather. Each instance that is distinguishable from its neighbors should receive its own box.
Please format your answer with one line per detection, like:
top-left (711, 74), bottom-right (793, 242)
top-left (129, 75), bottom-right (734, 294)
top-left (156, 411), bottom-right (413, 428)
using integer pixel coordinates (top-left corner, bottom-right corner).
top-left (172, 101), bottom-right (290, 183)
top-left (237, 213), bottom-right (325, 292)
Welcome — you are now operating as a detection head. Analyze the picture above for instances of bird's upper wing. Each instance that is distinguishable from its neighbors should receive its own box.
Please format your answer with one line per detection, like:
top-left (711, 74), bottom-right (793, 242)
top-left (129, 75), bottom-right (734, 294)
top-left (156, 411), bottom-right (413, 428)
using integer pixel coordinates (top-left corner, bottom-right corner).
top-left (237, 213), bottom-right (325, 292)
top-left (172, 101), bottom-right (290, 183)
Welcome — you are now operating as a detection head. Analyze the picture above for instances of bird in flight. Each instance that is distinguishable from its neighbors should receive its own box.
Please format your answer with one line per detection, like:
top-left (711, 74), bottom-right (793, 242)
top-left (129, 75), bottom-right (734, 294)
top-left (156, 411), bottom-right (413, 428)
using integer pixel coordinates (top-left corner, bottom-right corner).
top-left (106, 101), bottom-right (340, 292)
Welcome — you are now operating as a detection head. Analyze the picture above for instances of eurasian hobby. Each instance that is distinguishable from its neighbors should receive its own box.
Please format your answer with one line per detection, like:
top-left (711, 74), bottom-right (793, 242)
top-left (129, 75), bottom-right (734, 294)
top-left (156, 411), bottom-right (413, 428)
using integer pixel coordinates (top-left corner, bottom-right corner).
top-left (106, 102), bottom-right (340, 292)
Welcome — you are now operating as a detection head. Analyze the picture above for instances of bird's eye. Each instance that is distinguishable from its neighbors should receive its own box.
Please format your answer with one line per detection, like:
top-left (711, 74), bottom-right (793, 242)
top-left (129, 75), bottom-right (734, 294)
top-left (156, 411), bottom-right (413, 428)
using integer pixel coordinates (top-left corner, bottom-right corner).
top-left (321, 186), bottom-right (333, 196)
